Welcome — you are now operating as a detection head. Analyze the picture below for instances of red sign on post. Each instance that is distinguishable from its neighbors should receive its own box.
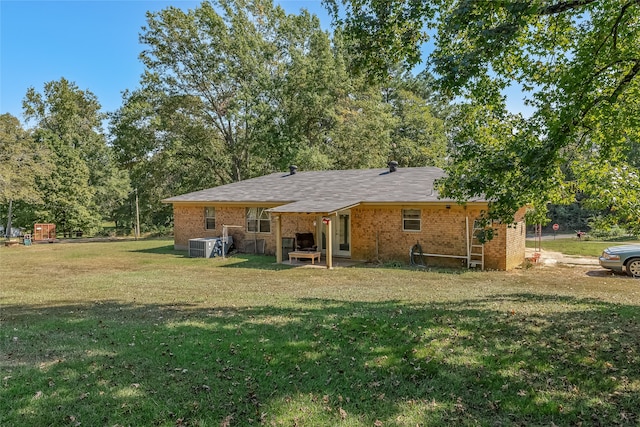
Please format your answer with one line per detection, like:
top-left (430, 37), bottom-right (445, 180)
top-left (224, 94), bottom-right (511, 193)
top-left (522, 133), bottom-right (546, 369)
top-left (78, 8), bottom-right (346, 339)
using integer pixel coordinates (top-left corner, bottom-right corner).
top-left (552, 223), bottom-right (559, 231)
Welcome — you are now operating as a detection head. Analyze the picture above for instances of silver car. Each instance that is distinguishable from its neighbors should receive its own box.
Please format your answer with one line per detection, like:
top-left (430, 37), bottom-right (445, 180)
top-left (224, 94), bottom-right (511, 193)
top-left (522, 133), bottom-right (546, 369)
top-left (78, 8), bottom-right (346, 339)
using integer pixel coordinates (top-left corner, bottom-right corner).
top-left (599, 245), bottom-right (640, 277)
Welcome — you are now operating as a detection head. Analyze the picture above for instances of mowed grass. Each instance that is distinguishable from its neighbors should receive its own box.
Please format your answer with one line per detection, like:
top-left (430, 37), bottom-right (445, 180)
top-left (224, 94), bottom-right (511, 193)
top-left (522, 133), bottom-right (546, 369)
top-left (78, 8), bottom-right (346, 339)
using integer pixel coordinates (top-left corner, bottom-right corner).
top-left (2, 240), bottom-right (640, 426)
top-left (526, 237), bottom-right (640, 257)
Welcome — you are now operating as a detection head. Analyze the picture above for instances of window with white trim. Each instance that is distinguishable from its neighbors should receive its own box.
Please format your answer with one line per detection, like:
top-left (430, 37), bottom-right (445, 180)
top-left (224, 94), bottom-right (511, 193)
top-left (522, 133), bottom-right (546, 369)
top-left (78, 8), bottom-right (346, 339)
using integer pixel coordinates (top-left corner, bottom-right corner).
top-left (204, 207), bottom-right (216, 230)
top-left (246, 207), bottom-right (271, 233)
top-left (402, 209), bottom-right (421, 231)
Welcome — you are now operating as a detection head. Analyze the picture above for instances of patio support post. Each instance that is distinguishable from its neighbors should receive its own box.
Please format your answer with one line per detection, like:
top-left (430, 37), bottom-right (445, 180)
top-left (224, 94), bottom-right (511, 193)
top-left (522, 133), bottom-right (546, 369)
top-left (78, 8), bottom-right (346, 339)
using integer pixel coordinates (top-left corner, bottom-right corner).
top-left (326, 217), bottom-right (333, 269)
top-left (466, 216), bottom-right (470, 266)
top-left (275, 214), bottom-right (282, 263)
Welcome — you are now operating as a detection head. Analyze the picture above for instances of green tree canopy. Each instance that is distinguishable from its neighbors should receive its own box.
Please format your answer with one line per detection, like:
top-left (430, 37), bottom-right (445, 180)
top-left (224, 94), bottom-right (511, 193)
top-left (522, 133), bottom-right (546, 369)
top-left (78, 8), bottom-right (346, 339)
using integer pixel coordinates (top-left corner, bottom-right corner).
top-left (111, 0), bottom-right (453, 227)
top-left (0, 113), bottom-right (50, 237)
top-left (114, 0), bottom-right (342, 225)
top-left (0, 113), bottom-right (48, 206)
top-left (331, 0), bottom-right (640, 227)
top-left (135, 0), bottom-right (342, 183)
top-left (23, 78), bottom-right (130, 235)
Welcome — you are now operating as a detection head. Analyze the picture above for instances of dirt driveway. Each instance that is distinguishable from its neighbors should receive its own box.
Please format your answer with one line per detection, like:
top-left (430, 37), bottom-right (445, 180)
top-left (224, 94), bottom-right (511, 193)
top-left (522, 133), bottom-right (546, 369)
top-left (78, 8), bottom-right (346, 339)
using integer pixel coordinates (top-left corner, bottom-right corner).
top-left (523, 247), bottom-right (627, 279)
top-left (526, 248), bottom-right (599, 267)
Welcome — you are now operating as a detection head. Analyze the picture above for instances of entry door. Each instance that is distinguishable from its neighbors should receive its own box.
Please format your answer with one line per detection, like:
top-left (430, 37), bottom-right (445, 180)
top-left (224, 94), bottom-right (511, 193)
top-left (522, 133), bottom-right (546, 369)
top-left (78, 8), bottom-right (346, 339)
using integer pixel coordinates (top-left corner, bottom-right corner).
top-left (320, 211), bottom-right (351, 257)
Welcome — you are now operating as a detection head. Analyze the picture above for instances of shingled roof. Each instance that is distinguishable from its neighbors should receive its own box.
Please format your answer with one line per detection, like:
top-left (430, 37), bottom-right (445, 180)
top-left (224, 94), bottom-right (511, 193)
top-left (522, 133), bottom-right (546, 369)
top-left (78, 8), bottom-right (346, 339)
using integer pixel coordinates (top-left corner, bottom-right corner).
top-left (163, 167), bottom-right (486, 213)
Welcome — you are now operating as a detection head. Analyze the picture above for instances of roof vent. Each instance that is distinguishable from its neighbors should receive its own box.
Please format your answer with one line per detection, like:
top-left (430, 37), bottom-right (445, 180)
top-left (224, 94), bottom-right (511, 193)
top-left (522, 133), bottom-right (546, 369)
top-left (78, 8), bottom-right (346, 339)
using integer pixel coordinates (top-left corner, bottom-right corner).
top-left (289, 165), bottom-right (298, 175)
top-left (388, 161), bottom-right (398, 173)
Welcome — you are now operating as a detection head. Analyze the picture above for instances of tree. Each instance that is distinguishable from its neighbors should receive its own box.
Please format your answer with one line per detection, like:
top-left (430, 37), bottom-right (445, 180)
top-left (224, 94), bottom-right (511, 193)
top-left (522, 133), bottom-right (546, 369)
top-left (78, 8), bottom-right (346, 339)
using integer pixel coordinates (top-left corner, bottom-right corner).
top-left (113, 0), bottom-right (289, 226)
top-left (383, 71), bottom-right (448, 167)
top-left (327, 87), bottom-right (396, 169)
top-left (331, 0), bottom-right (640, 225)
top-left (0, 114), bottom-right (50, 238)
top-left (276, 25), bottom-right (353, 171)
top-left (112, 0), bottom-right (358, 223)
top-left (136, 0), bottom-right (327, 183)
top-left (109, 89), bottom-right (208, 230)
top-left (23, 78), bottom-right (130, 236)
top-left (111, 0), bottom-right (455, 230)
top-left (130, 0), bottom-right (417, 175)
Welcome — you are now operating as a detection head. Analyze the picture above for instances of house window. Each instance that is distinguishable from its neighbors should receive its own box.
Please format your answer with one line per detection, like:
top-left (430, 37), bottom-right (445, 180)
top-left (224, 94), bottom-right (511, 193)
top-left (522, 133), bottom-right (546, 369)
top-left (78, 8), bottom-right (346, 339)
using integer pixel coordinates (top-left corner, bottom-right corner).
top-left (246, 207), bottom-right (271, 233)
top-left (403, 209), bottom-right (421, 231)
top-left (204, 207), bottom-right (216, 230)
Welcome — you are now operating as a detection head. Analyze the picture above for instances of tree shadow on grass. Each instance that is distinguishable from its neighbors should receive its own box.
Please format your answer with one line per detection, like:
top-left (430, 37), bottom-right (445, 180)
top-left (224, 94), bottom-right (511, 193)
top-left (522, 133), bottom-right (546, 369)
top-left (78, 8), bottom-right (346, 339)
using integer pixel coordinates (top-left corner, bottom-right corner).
top-left (2, 294), bottom-right (639, 426)
top-left (130, 244), bottom-right (189, 257)
top-left (217, 254), bottom-right (295, 271)
top-left (585, 269), bottom-right (636, 278)
top-left (129, 245), bottom-right (295, 271)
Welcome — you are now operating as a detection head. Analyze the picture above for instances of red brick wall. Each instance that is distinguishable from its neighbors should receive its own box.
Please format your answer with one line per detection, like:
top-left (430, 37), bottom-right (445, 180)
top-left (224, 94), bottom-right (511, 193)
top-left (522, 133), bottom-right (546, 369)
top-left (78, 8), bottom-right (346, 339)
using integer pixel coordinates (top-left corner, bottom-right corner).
top-left (504, 207), bottom-right (527, 270)
top-left (172, 204), bottom-right (317, 255)
top-left (352, 205), bottom-right (473, 267)
top-left (173, 204), bottom-right (248, 250)
top-left (350, 205), bottom-right (525, 270)
top-left (172, 203), bottom-right (525, 270)
top-left (475, 207), bottom-right (527, 270)
top-left (280, 214), bottom-right (316, 243)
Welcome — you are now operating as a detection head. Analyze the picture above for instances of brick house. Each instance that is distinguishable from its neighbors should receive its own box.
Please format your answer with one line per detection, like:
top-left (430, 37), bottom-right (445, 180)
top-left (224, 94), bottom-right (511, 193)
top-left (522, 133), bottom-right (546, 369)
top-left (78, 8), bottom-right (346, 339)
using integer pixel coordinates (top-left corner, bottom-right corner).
top-left (163, 165), bottom-right (526, 270)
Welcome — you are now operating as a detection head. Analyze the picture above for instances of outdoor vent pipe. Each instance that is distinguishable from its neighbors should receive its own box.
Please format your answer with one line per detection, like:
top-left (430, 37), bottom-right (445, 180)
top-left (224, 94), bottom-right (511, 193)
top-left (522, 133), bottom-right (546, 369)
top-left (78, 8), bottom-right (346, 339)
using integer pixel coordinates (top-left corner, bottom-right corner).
top-left (388, 161), bottom-right (398, 173)
top-left (289, 165), bottom-right (298, 175)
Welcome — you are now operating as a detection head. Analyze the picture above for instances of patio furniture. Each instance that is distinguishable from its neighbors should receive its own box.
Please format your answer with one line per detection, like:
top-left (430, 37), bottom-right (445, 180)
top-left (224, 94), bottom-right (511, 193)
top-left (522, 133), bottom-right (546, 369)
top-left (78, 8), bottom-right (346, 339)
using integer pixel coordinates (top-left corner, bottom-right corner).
top-left (289, 251), bottom-right (321, 265)
top-left (295, 232), bottom-right (317, 251)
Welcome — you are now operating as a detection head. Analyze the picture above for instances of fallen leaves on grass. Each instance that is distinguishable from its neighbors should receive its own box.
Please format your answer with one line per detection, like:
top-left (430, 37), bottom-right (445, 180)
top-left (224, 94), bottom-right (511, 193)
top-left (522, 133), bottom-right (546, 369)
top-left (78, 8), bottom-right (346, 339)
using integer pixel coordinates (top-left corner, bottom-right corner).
top-left (339, 407), bottom-right (347, 420)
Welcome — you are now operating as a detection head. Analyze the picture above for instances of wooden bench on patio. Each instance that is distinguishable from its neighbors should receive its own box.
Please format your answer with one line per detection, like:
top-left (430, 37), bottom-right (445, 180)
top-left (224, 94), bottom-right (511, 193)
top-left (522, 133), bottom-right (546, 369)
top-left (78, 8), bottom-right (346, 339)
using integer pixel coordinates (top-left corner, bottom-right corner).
top-left (289, 251), bottom-right (321, 265)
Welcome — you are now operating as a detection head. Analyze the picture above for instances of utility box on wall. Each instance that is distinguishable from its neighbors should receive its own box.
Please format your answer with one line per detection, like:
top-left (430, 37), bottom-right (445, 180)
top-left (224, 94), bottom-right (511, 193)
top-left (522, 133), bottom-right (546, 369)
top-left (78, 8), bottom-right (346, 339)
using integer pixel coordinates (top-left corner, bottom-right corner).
top-left (189, 238), bottom-right (218, 258)
top-left (188, 237), bottom-right (234, 258)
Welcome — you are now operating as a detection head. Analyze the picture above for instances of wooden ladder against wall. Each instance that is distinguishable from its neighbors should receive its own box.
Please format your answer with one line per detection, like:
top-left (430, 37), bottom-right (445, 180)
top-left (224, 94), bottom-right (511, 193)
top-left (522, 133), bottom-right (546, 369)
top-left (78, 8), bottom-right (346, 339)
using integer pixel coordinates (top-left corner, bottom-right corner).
top-left (469, 220), bottom-right (485, 270)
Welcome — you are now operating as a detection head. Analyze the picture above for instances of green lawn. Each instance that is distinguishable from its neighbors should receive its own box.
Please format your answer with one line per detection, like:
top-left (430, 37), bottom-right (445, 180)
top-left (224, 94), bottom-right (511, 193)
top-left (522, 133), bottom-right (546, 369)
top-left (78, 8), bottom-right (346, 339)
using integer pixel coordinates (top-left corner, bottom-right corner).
top-left (526, 237), bottom-right (640, 257)
top-left (2, 239), bottom-right (639, 426)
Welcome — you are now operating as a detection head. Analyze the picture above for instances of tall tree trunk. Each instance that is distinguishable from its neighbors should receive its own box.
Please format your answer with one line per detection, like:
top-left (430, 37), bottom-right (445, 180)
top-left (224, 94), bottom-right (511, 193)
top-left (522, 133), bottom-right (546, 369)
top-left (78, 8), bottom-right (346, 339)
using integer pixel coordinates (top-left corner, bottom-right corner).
top-left (5, 199), bottom-right (13, 240)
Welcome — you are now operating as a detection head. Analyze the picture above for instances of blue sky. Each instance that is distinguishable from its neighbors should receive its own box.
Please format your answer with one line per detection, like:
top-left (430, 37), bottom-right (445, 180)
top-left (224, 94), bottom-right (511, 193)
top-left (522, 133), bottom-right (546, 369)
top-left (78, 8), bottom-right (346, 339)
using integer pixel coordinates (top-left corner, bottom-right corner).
top-left (0, 0), bottom-right (332, 124)
top-left (1, 1), bottom-right (531, 125)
